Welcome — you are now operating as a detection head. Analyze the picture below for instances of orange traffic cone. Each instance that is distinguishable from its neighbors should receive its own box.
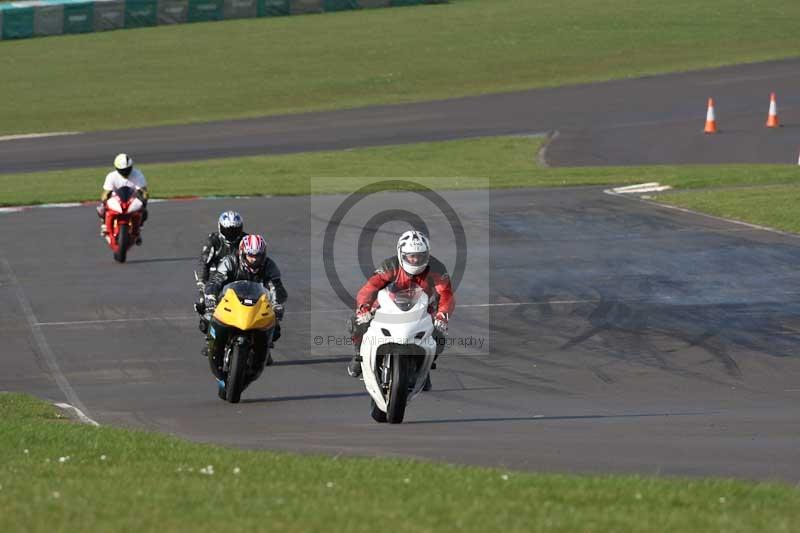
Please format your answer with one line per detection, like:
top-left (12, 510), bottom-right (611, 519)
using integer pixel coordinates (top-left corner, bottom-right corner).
top-left (766, 92), bottom-right (780, 128)
top-left (704, 98), bottom-right (717, 134)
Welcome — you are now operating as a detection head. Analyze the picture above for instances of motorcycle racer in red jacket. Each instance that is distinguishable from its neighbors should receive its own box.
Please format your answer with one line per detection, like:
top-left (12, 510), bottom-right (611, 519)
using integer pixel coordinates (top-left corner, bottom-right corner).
top-left (347, 230), bottom-right (454, 388)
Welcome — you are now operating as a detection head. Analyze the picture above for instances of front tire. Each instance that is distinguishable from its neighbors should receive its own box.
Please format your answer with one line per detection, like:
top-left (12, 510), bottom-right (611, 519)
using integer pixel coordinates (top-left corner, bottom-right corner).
top-left (386, 353), bottom-right (410, 424)
top-left (226, 342), bottom-right (247, 403)
top-left (370, 399), bottom-right (387, 423)
top-left (114, 224), bottom-right (129, 263)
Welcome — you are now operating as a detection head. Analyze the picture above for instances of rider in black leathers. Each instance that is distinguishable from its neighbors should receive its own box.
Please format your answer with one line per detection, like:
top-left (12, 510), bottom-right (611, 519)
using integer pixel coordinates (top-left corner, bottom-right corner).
top-left (202, 235), bottom-right (287, 377)
top-left (194, 210), bottom-right (248, 316)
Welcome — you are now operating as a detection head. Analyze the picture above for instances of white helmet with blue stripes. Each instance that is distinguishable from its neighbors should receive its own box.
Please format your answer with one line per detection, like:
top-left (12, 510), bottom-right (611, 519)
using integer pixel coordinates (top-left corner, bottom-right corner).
top-left (218, 210), bottom-right (244, 244)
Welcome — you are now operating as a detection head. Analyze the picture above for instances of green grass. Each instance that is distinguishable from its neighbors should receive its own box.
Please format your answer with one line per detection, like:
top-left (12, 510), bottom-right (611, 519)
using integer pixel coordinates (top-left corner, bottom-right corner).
top-left (655, 184), bottom-right (800, 233)
top-left (3, 136), bottom-right (800, 207)
top-left (1, 392), bottom-right (797, 532)
top-left (2, 0), bottom-right (800, 135)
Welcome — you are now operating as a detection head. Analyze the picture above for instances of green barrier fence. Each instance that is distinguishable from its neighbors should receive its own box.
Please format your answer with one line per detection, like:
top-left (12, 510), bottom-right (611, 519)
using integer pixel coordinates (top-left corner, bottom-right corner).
top-left (257, 0), bottom-right (289, 16)
top-left (2, 4), bottom-right (34, 39)
top-left (0, 0), bottom-right (443, 40)
top-left (63, 1), bottom-right (93, 32)
top-left (188, 0), bottom-right (222, 22)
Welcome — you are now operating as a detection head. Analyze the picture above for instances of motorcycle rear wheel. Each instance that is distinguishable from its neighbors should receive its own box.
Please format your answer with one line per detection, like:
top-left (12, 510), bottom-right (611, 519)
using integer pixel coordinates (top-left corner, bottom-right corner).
top-left (114, 224), bottom-right (129, 263)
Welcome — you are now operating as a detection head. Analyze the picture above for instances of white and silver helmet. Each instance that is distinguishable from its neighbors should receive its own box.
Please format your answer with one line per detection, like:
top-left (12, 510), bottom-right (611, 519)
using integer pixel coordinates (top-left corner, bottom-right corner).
top-left (397, 230), bottom-right (430, 275)
top-left (113, 153), bottom-right (133, 178)
top-left (218, 210), bottom-right (244, 243)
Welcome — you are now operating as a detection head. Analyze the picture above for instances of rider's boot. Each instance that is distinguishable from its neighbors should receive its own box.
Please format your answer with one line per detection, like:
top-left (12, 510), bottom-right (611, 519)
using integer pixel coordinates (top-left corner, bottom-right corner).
top-left (217, 379), bottom-right (226, 400)
top-left (347, 352), bottom-right (362, 378)
top-left (100, 223), bottom-right (108, 238)
top-left (423, 374), bottom-right (432, 391)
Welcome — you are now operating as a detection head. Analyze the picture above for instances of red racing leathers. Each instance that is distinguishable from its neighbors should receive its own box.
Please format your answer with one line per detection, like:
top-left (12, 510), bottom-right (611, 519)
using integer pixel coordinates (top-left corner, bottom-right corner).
top-left (357, 256), bottom-right (454, 315)
top-left (355, 255), bottom-right (454, 335)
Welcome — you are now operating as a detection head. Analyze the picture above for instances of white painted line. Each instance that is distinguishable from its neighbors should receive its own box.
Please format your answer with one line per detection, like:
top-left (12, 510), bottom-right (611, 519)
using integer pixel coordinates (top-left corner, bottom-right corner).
top-left (1, 259), bottom-right (96, 422)
top-left (611, 182), bottom-right (661, 192)
top-left (0, 131), bottom-right (80, 142)
top-left (0, 195), bottom-right (253, 217)
top-left (54, 402), bottom-right (100, 426)
top-left (458, 300), bottom-right (600, 308)
top-left (35, 300), bottom-right (607, 327)
top-left (610, 182), bottom-right (673, 194)
top-left (36, 315), bottom-right (194, 327)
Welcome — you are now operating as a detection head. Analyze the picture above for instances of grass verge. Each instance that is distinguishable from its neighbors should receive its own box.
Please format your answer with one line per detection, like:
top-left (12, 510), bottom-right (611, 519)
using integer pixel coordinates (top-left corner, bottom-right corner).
top-left (655, 185), bottom-right (800, 233)
top-left (2, 0), bottom-right (800, 134)
top-left (0, 392), bottom-right (798, 532)
top-left (3, 135), bottom-right (800, 210)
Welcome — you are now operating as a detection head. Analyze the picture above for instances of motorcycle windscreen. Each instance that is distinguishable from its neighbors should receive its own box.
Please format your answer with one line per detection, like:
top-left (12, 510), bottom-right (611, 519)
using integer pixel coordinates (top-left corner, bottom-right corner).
top-left (386, 282), bottom-right (425, 312)
top-left (213, 281), bottom-right (275, 331)
top-left (115, 186), bottom-right (136, 202)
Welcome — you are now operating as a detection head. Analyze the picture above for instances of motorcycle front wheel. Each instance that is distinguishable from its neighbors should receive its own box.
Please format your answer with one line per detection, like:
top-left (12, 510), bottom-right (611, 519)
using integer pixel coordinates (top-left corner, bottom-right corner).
top-left (370, 399), bottom-right (387, 423)
top-left (225, 341), bottom-right (248, 404)
top-left (114, 224), bottom-right (129, 263)
top-left (386, 353), bottom-right (410, 424)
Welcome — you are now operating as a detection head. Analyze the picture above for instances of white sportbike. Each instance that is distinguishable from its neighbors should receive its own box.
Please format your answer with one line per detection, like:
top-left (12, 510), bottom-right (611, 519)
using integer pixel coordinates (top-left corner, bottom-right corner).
top-left (360, 282), bottom-right (437, 424)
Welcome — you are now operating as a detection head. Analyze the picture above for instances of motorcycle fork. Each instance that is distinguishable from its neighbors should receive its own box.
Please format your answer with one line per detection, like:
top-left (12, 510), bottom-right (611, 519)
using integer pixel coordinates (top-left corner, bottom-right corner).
top-left (223, 343), bottom-right (233, 373)
top-left (379, 354), bottom-right (392, 388)
top-left (223, 337), bottom-right (251, 373)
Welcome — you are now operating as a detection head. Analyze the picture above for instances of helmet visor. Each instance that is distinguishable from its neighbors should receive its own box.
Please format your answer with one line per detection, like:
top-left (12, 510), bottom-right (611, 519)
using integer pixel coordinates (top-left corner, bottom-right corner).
top-left (401, 251), bottom-right (429, 268)
top-left (242, 252), bottom-right (265, 272)
top-left (220, 225), bottom-right (242, 242)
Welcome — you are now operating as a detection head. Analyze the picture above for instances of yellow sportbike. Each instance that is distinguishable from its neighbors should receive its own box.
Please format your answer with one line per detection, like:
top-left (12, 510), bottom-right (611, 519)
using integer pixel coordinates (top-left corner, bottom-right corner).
top-left (208, 280), bottom-right (277, 403)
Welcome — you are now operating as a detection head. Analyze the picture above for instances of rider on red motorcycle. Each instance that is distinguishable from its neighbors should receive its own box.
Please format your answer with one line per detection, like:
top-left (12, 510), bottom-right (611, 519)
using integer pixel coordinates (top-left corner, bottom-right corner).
top-left (347, 230), bottom-right (454, 386)
top-left (97, 153), bottom-right (149, 244)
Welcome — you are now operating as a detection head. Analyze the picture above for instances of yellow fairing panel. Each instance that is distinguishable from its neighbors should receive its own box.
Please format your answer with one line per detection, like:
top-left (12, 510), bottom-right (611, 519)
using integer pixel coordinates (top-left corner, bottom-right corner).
top-left (213, 288), bottom-right (275, 331)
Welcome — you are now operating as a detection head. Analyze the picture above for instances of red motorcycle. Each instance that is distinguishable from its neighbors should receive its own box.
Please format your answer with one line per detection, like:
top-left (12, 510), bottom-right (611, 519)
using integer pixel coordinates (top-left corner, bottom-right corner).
top-left (102, 186), bottom-right (144, 263)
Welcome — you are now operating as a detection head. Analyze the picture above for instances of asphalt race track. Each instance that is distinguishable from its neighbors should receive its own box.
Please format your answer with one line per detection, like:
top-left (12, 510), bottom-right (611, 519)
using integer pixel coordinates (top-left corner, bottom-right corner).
top-left (2, 58), bottom-right (800, 173)
top-left (2, 61), bottom-right (800, 483)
